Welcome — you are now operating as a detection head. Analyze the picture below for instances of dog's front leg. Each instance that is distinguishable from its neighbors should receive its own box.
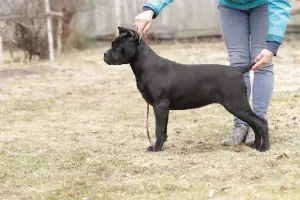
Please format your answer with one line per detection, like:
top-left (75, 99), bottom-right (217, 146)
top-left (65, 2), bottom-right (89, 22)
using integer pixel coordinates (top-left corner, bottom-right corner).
top-left (147, 99), bottom-right (170, 152)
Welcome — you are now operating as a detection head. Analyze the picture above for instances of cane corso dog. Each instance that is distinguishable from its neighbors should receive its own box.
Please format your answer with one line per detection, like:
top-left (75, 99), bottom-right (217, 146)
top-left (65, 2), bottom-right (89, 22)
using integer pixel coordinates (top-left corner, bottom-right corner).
top-left (104, 27), bottom-right (269, 152)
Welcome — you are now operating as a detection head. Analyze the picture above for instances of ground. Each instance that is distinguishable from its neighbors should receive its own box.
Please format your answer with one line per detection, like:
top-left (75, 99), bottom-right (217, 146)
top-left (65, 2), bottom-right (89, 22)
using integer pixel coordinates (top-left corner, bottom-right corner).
top-left (0, 40), bottom-right (300, 200)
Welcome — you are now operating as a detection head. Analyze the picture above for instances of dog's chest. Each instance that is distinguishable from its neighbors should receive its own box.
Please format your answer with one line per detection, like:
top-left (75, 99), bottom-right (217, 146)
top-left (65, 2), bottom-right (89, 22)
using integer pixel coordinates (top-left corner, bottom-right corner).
top-left (136, 81), bottom-right (153, 104)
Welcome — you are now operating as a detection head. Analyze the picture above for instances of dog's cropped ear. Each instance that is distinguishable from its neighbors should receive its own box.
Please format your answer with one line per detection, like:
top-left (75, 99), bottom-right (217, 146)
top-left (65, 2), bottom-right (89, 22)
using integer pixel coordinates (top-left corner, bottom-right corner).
top-left (118, 26), bottom-right (127, 34)
top-left (128, 29), bottom-right (139, 41)
top-left (118, 26), bottom-right (138, 41)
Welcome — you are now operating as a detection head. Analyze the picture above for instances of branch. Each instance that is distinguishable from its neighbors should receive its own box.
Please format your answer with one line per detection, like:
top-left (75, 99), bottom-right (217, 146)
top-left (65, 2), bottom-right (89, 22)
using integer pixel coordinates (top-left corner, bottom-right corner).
top-left (0, 11), bottom-right (63, 21)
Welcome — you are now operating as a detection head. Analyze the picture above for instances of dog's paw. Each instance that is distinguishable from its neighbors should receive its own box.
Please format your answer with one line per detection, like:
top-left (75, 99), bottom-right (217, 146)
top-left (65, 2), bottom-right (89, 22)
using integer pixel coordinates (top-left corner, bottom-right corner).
top-left (251, 142), bottom-right (269, 152)
top-left (250, 143), bottom-right (256, 149)
top-left (258, 142), bottom-right (269, 152)
top-left (146, 145), bottom-right (163, 152)
top-left (147, 145), bottom-right (155, 152)
top-left (250, 138), bottom-right (262, 151)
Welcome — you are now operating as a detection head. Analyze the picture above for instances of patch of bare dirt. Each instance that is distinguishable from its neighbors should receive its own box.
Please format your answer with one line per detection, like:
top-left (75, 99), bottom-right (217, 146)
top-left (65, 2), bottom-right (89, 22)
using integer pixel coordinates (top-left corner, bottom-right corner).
top-left (0, 65), bottom-right (56, 79)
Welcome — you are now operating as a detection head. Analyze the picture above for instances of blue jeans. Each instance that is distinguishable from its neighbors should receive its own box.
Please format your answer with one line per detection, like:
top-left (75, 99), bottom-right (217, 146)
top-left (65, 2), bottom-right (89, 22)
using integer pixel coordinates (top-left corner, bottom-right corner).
top-left (218, 3), bottom-right (274, 126)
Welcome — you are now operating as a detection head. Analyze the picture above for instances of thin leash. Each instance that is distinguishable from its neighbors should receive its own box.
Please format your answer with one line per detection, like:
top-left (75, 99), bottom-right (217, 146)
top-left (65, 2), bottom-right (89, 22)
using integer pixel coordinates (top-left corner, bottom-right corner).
top-left (139, 32), bottom-right (152, 145)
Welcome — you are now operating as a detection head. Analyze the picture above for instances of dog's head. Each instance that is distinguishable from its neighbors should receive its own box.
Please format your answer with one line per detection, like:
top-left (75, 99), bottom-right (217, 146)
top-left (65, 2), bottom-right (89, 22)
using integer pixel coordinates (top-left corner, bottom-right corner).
top-left (104, 27), bottom-right (140, 65)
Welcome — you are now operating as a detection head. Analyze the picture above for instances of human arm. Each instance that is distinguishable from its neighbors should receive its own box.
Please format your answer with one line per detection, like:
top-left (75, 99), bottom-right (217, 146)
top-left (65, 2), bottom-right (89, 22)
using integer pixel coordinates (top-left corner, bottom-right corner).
top-left (253, 0), bottom-right (291, 70)
top-left (135, 0), bottom-right (175, 35)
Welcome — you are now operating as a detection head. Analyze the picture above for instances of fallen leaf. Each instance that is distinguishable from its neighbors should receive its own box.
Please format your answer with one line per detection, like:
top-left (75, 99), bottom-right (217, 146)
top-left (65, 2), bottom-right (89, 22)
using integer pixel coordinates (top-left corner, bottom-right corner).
top-left (280, 186), bottom-right (288, 191)
top-left (167, 156), bottom-right (173, 160)
top-left (277, 153), bottom-right (289, 160)
top-left (294, 94), bottom-right (300, 98)
top-left (221, 187), bottom-right (230, 192)
top-left (91, 130), bottom-right (99, 134)
top-left (250, 175), bottom-right (260, 180)
top-left (185, 140), bottom-right (193, 144)
top-left (234, 145), bottom-right (248, 152)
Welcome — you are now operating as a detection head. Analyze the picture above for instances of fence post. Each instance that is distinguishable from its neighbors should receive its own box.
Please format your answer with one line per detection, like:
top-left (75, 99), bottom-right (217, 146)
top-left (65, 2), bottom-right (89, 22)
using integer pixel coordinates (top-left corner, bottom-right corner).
top-left (0, 35), bottom-right (3, 64)
top-left (45, 0), bottom-right (54, 62)
top-left (56, 13), bottom-right (63, 56)
top-left (114, 0), bottom-right (121, 36)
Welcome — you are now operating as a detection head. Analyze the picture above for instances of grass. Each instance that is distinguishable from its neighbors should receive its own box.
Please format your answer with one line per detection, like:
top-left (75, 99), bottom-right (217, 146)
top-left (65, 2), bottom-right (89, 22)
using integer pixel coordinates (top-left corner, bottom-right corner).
top-left (0, 40), bottom-right (300, 200)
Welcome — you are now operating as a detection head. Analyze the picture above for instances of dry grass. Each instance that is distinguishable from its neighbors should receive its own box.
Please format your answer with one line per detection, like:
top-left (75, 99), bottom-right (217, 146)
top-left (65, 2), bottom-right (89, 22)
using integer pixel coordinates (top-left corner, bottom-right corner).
top-left (0, 40), bottom-right (300, 200)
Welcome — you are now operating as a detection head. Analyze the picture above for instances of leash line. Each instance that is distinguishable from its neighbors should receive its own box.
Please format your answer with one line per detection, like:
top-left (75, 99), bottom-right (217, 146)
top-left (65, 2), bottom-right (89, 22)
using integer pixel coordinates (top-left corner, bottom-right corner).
top-left (146, 103), bottom-right (152, 144)
top-left (139, 31), bottom-right (152, 145)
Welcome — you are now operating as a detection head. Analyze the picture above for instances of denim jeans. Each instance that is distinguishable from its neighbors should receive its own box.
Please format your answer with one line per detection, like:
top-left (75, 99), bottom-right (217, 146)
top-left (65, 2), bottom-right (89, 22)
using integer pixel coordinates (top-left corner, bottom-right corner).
top-left (218, 3), bottom-right (274, 125)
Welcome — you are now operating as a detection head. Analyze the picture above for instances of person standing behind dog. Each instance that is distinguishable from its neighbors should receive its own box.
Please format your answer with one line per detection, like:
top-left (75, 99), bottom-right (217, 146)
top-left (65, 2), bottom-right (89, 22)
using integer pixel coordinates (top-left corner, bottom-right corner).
top-left (135, 0), bottom-right (291, 146)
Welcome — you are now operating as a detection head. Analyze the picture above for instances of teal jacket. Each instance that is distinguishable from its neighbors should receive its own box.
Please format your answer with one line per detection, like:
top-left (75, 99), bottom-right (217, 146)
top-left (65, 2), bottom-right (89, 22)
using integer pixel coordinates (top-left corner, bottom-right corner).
top-left (143, 0), bottom-right (291, 48)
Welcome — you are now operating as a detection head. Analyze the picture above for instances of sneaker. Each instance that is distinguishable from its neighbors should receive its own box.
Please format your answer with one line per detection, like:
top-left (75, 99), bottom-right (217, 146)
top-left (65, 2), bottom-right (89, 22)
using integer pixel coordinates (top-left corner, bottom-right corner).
top-left (222, 124), bottom-right (248, 146)
top-left (245, 127), bottom-right (255, 145)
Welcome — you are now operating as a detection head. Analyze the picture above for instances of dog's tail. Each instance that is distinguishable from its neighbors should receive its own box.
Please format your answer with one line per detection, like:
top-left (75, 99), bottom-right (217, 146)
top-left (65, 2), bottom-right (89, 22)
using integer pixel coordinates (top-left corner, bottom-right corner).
top-left (236, 63), bottom-right (256, 74)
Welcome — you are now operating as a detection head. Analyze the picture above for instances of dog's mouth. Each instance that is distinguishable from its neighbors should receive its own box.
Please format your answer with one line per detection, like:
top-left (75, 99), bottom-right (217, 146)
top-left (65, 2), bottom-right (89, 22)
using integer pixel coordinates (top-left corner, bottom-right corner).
top-left (103, 56), bottom-right (111, 65)
top-left (103, 54), bottom-right (124, 65)
top-left (103, 53), bottom-right (113, 65)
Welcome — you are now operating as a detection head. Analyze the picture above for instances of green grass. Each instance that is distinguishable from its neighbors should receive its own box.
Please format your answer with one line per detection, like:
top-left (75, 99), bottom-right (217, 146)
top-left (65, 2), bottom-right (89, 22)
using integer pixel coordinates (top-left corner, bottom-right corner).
top-left (0, 41), bottom-right (300, 200)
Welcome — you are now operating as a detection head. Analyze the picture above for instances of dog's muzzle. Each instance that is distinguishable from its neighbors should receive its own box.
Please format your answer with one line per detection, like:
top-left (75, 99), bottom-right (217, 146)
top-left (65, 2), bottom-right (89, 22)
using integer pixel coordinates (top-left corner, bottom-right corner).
top-left (103, 51), bottom-right (111, 65)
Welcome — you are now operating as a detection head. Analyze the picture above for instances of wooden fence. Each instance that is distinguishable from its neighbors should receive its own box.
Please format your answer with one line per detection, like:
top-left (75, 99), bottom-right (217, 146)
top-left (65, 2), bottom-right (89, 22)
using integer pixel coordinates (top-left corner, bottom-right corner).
top-left (74, 0), bottom-right (300, 38)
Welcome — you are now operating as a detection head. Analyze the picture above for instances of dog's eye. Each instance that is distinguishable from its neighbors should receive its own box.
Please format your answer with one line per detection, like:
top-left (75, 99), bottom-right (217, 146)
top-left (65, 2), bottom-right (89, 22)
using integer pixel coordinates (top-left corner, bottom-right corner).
top-left (121, 47), bottom-right (125, 54)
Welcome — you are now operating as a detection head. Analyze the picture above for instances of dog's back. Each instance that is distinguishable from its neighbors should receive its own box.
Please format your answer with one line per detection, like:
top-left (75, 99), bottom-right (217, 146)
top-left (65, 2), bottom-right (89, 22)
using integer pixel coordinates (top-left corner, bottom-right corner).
top-left (142, 57), bottom-right (248, 110)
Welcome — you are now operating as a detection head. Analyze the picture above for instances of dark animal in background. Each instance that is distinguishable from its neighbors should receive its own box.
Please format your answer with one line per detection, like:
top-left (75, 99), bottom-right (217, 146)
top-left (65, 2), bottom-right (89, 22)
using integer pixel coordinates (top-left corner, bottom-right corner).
top-left (13, 20), bottom-right (42, 61)
top-left (6, 19), bottom-right (43, 63)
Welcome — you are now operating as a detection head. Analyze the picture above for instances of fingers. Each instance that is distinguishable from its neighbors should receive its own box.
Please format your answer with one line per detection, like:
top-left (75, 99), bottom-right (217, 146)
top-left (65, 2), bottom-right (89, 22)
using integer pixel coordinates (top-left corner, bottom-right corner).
top-left (253, 52), bottom-right (264, 70)
top-left (252, 59), bottom-right (265, 70)
top-left (143, 22), bottom-right (151, 35)
top-left (254, 53), bottom-right (263, 63)
top-left (136, 21), bottom-right (152, 36)
top-left (135, 10), bottom-right (154, 35)
top-left (252, 49), bottom-right (274, 70)
top-left (135, 20), bottom-right (146, 35)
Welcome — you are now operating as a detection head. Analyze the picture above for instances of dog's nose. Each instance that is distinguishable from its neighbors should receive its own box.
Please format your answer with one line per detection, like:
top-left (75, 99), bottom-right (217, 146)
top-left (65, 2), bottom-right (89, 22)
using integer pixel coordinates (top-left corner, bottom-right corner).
top-left (104, 51), bottom-right (108, 57)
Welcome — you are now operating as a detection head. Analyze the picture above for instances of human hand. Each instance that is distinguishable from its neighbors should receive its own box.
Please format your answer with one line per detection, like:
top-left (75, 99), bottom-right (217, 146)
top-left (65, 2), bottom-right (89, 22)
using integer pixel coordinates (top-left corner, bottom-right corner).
top-left (252, 49), bottom-right (274, 70)
top-left (135, 10), bottom-right (154, 35)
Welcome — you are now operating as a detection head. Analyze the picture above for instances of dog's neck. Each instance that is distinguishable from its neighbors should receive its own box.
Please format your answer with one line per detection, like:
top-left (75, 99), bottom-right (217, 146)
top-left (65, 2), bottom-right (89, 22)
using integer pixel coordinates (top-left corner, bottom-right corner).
top-left (129, 40), bottom-right (155, 80)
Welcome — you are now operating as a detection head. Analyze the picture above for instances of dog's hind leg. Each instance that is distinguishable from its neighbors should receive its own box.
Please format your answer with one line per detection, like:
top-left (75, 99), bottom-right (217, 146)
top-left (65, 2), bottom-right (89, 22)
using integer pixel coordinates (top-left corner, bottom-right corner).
top-left (221, 95), bottom-right (269, 152)
top-left (21, 51), bottom-right (28, 65)
top-left (148, 99), bottom-right (170, 152)
top-left (8, 45), bottom-right (14, 64)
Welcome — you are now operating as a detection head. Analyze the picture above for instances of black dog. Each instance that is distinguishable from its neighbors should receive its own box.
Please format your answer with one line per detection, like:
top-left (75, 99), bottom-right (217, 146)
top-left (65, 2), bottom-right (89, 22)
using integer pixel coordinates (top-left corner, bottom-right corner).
top-left (104, 27), bottom-right (269, 152)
